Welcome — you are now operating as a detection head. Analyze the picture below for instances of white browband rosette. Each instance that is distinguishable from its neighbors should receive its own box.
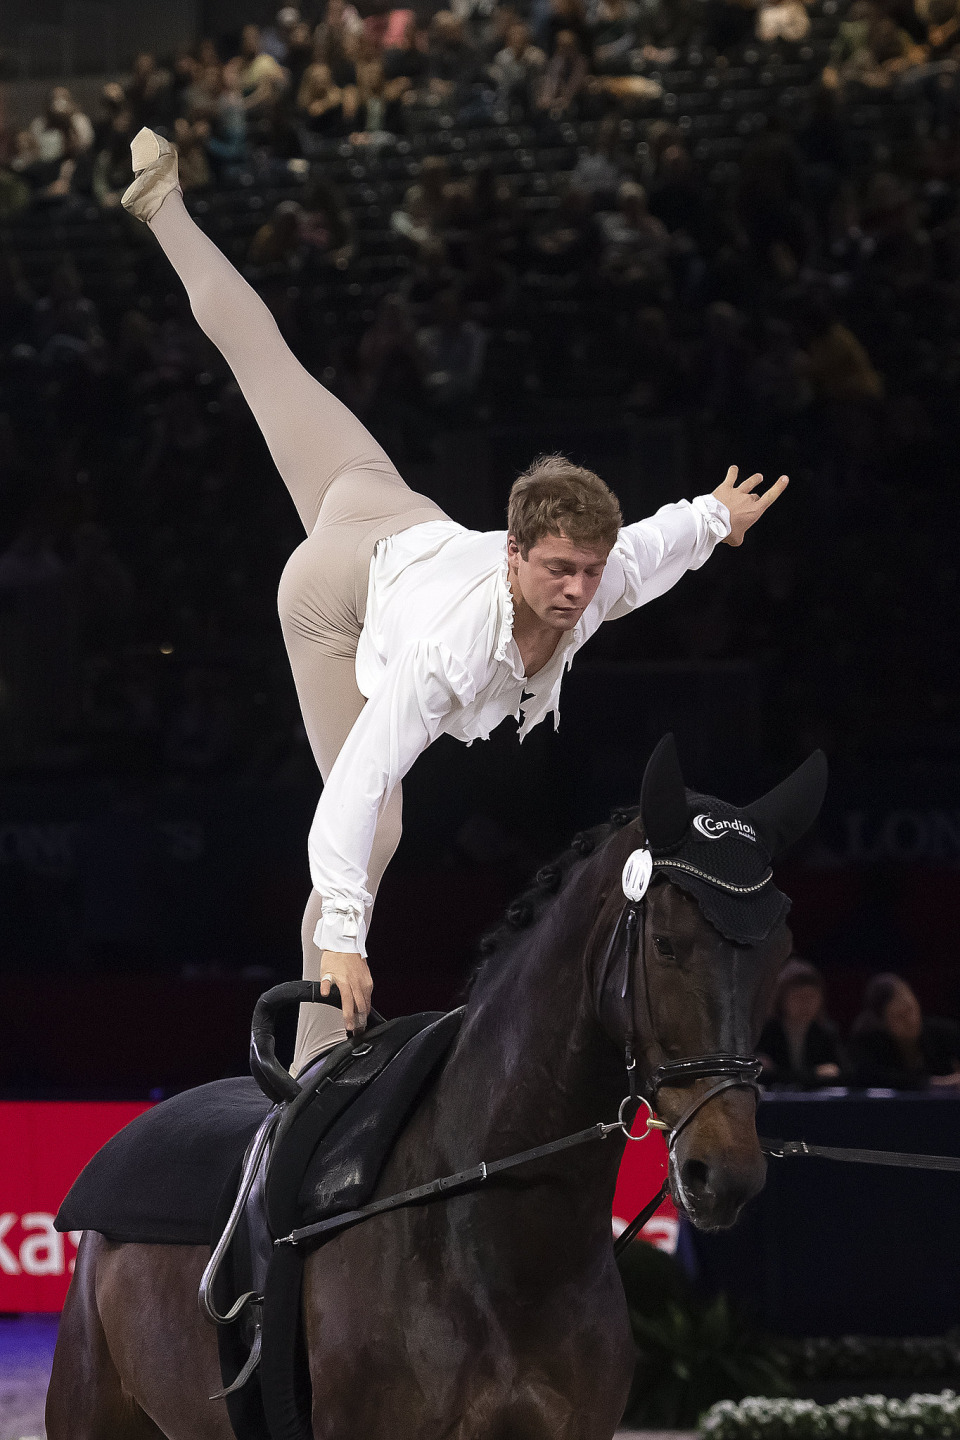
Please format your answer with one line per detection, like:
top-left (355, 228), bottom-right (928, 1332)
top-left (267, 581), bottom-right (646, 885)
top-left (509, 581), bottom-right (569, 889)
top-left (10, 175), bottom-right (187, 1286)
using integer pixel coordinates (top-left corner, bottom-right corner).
top-left (621, 847), bottom-right (653, 902)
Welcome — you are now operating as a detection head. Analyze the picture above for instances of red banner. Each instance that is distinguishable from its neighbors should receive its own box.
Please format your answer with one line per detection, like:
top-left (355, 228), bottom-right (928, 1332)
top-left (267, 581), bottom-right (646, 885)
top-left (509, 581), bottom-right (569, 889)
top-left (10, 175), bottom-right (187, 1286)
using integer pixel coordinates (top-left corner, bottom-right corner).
top-left (612, 1117), bottom-right (678, 1253)
top-left (2, 1098), bottom-right (674, 1312)
top-left (0, 1101), bottom-right (152, 1311)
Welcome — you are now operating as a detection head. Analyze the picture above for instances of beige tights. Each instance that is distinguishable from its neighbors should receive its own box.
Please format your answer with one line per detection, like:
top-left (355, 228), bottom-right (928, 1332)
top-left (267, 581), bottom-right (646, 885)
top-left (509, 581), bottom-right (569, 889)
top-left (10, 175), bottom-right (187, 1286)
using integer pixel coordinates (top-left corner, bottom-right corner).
top-left (148, 193), bottom-right (446, 1073)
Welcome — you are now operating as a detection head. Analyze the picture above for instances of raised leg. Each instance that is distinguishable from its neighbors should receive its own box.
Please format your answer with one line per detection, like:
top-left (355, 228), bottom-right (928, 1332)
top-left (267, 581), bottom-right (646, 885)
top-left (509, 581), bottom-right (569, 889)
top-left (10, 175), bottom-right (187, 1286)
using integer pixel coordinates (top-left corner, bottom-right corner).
top-left (148, 190), bottom-right (397, 534)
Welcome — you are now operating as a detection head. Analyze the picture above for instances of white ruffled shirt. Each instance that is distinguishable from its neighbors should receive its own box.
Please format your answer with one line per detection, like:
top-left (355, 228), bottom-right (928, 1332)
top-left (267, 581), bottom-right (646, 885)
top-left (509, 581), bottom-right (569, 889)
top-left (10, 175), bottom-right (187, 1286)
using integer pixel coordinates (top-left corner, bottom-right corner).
top-left (309, 494), bottom-right (730, 955)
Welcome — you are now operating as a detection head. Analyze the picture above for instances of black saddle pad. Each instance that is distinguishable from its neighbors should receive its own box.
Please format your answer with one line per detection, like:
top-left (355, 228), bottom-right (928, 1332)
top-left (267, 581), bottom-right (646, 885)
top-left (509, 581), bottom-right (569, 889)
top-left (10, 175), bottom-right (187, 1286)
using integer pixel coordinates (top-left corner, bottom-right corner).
top-left (56, 1009), bottom-right (462, 1246)
top-left (57, 1075), bottom-right (273, 1244)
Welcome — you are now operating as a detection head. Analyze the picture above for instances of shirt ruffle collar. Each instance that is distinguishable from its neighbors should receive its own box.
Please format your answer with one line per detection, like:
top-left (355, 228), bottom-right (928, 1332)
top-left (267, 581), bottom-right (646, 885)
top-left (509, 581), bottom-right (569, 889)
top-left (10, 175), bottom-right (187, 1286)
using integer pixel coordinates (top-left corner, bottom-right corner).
top-left (494, 553), bottom-right (520, 668)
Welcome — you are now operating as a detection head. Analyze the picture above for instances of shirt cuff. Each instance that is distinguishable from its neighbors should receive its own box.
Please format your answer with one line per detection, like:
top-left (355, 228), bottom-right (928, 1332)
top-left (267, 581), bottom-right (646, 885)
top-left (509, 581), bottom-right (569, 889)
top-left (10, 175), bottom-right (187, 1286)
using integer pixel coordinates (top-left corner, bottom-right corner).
top-left (314, 903), bottom-right (368, 958)
top-left (694, 492), bottom-right (731, 539)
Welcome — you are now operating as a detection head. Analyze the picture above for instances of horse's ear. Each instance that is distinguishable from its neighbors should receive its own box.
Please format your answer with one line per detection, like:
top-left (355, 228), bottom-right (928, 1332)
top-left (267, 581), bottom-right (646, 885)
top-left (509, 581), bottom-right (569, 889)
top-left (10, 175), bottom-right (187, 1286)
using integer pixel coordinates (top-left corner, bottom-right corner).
top-left (641, 733), bottom-right (689, 849)
top-left (741, 750), bottom-right (828, 858)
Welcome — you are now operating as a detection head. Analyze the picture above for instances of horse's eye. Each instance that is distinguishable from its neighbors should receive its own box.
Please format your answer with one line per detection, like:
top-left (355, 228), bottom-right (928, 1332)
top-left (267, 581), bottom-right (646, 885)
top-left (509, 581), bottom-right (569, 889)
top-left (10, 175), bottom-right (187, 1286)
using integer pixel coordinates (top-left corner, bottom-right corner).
top-left (653, 935), bottom-right (675, 956)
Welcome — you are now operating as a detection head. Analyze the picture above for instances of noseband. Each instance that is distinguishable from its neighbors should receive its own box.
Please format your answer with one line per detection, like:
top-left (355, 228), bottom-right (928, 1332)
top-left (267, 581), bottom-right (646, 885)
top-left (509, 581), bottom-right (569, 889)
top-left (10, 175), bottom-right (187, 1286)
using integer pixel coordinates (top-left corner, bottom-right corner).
top-left (605, 866), bottom-right (763, 1155)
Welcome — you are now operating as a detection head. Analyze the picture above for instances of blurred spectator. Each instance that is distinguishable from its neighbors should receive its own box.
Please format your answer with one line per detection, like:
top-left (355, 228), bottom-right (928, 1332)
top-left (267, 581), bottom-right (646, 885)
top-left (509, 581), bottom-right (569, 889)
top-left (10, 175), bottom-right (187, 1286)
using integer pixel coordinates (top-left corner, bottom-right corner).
top-left (392, 155), bottom-right (457, 253)
top-left (237, 24), bottom-right (289, 119)
top-left (861, 171), bottom-right (933, 285)
top-left (460, 237), bottom-right (519, 320)
top-left (286, 21), bottom-right (320, 96)
top-left (33, 261), bottom-right (103, 354)
top-left (315, 0), bottom-right (365, 83)
top-left (537, 29), bottom-right (590, 117)
top-left (590, 0), bottom-right (639, 75)
top-left (298, 53), bottom-right (353, 134)
top-left (125, 53), bottom-right (173, 131)
top-left (172, 115), bottom-right (212, 191)
top-left (827, 0), bottom-right (926, 88)
top-left (757, 959), bottom-right (844, 1086)
top-left (647, 142), bottom-right (712, 251)
top-left (489, 22), bottom-right (546, 109)
top-left (461, 162), bottom-right (521, 255)
top-left (261, 7), bottom-right (304, 62)
top-left (417, 287), bottom-right (487, 412)
top-left (536, 0), bottom-right (591, 55)
top-left (350, 47), bottom-right (397, 144)
top-left (92, 106), bottom-right (137, 208)
top-left (204, 60), bottom-right (249, 170)
top-left (756, 0), bottom-right (811, 44)
top-left (623, 305), bottom-right (689, 412)
top-left (736, 124), bottom-right (810, 271)
top-left (14, 87), bottom-right (94, 197)
top-left (794, 294), bottom-right (884, 404)
top-left (850, 974), bottom-right (960, 1088)
top-left (30, 86), bottom-right (94, 161)
top-left (746, 317), bottom-right (813, 445)
top-left (382, 14), bottom-right (430, 99)
top-left (301, 175), bottom-right (355, 265)
top-left (168, 50), bottom-right (202, 122)
top-left (525, 184), bottom-right (598, 278)
top-left (425, 11), bottom-right (480, 100)
top-left (358, 293), bottom-right (431, 453)
top-left (597, 180), bottom-right (670, 290)
top-left (570, 115), bottom-right (624, 200)
top-left (248, 200), bottom-right (306, 267)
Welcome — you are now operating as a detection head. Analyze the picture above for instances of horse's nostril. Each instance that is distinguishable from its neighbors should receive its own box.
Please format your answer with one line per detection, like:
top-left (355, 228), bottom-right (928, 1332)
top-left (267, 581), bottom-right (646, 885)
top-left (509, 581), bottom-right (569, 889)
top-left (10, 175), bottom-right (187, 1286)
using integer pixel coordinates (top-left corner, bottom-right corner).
top-left (681, 1158), bottom-right (712, 1198)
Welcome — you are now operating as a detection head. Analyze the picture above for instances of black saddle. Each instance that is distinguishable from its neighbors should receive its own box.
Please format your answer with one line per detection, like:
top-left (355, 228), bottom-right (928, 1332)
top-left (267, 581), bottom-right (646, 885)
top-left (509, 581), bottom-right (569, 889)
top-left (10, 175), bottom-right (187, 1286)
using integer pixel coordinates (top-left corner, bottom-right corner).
top-left (56, 984), bottom-right (464, 1440)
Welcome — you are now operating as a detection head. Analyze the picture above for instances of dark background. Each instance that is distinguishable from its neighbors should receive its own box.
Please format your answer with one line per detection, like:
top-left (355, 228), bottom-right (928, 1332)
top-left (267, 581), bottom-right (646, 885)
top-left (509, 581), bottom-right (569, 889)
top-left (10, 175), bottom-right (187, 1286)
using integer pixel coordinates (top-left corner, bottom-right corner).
top-left (3, 0), bottom-right (960, 1096)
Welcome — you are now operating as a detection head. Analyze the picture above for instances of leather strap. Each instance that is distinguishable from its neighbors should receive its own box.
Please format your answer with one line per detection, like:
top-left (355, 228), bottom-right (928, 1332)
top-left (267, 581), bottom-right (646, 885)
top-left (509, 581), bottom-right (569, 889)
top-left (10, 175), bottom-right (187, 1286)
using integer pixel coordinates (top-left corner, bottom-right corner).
top-left (761, 1138), bottom-right (960, 1171)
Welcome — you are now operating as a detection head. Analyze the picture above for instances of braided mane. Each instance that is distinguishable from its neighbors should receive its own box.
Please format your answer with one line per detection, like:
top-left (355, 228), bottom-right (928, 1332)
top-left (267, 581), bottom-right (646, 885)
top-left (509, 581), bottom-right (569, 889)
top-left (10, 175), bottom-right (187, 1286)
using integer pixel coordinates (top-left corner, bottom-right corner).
top-left (467, 804), bottom-right (642, 988)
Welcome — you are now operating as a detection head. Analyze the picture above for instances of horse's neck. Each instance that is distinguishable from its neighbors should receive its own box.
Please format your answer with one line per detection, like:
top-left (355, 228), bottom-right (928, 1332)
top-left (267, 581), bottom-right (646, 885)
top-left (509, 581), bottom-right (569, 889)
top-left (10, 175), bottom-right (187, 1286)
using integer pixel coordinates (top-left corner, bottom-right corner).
top-left (434, 898), bottom-right (624, 1163)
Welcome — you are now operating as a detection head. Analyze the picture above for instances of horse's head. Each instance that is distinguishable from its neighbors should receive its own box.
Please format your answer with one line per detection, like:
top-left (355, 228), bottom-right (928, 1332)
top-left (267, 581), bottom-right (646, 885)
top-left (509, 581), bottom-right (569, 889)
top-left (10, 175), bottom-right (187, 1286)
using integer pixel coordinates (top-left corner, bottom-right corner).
top-left (593, 734), bottom-right (827, 1232)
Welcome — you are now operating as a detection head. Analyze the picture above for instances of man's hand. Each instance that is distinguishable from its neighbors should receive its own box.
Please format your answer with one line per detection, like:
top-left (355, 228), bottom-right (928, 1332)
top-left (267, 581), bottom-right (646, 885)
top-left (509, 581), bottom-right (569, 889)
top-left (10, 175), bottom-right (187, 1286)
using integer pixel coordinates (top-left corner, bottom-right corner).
top-left (713, 466), bottom-right (789, 547)
top-left (318, 950), bottom-right (373, 1034)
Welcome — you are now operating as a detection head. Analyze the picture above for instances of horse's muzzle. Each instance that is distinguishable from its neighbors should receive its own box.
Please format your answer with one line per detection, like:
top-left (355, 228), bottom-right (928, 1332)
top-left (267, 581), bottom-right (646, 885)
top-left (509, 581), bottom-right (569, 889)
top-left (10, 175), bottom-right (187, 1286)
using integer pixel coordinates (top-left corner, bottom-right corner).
top-left (668, 1097), bottom-right (767, 1231)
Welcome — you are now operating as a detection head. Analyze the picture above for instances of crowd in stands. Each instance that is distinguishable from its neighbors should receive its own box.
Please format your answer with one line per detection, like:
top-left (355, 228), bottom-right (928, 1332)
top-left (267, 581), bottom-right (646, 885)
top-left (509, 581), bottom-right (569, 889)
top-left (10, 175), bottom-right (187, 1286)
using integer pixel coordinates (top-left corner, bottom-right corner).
top-left (1, 0), bottom-right (960, 788)
top-left (758, 960), bottom-right (960, 1088)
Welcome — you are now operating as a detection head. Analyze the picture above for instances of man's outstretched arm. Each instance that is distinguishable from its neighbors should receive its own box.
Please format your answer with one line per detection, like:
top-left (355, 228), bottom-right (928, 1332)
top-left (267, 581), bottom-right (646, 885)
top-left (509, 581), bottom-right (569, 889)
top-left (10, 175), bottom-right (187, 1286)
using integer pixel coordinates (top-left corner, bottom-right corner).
top-left (604, 466), bottom-right (788, 619)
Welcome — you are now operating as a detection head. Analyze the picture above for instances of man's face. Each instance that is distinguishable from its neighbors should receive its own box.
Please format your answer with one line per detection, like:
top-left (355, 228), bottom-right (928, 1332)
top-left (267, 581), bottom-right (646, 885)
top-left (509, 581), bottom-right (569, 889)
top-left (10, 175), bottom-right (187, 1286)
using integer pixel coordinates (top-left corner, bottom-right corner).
top-left (507, 531), bottom-right (610, 632)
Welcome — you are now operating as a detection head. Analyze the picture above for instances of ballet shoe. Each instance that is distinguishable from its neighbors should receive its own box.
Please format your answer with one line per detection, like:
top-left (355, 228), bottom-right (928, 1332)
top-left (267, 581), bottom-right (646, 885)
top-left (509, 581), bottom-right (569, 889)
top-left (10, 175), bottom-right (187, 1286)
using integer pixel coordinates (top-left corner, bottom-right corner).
top-left (121, 126), bottom-right (182, 223)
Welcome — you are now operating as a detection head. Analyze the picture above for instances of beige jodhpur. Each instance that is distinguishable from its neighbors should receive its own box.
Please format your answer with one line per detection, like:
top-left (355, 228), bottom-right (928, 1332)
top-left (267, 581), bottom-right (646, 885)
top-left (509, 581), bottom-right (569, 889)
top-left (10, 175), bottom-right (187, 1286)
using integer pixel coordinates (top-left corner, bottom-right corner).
top-left (149, 193), bottom-right (448, 1071)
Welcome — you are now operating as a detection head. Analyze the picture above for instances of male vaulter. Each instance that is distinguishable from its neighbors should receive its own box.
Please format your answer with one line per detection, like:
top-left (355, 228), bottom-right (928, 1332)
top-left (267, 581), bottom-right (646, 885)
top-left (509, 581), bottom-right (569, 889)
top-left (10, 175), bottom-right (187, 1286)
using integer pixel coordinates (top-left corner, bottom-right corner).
top-left (121, 128), bottom-right (787, 1073)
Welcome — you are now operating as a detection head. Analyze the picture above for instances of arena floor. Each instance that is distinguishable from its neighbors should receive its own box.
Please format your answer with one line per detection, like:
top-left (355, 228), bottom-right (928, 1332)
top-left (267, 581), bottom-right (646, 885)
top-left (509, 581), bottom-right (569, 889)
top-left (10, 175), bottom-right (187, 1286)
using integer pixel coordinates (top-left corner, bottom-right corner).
top-left (0, 1315), bottom-right (691, 1440)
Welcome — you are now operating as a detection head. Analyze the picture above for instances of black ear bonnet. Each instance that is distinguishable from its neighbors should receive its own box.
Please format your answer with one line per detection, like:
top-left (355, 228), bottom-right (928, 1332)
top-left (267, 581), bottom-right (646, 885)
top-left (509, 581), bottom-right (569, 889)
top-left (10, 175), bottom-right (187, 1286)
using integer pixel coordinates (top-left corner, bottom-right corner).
top-left (649, 791), bottom-right (788, 946)
top-left (636, 736), bottom-right (828, 947)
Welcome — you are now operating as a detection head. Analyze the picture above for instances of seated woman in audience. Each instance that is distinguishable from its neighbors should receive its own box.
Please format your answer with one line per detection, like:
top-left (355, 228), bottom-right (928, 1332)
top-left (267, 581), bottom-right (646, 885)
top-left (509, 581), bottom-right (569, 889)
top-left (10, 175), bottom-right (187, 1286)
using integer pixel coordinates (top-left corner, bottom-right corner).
top-left (537, 29), bottom-right (590, 117)
top-left (850, 973), bottom-right (960, 1089)
top-left (757, 958), bottom-right (844, 1086)
top-left (297, 60), bottom-right (349, 134)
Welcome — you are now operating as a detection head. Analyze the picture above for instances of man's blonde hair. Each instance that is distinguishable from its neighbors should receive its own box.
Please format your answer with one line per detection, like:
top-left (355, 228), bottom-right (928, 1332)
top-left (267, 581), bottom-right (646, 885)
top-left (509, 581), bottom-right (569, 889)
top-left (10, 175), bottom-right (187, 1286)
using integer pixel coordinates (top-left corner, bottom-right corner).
top-left (507, 454), bottom-right (622, 557)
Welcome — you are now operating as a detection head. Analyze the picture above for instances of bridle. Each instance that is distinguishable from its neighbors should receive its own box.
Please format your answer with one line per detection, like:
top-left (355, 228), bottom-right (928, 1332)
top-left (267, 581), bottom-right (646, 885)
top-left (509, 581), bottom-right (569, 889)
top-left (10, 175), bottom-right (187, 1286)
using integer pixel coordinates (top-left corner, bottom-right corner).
top-left (602, 845), bottom-right (764, 1157)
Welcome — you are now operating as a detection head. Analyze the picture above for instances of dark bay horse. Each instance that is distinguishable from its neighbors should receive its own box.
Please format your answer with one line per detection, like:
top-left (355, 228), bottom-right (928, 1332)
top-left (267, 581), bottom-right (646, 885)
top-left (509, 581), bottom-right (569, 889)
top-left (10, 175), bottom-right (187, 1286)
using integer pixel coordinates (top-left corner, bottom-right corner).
top-left (47, 736), bottom-right (826, 1440)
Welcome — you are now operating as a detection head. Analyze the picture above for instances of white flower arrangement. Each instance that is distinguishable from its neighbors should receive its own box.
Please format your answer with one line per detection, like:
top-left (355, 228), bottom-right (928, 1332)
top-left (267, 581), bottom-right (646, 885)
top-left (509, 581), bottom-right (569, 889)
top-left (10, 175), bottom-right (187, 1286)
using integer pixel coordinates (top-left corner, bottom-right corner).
top-left (700, 1390), bottom-right (960, 1438)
